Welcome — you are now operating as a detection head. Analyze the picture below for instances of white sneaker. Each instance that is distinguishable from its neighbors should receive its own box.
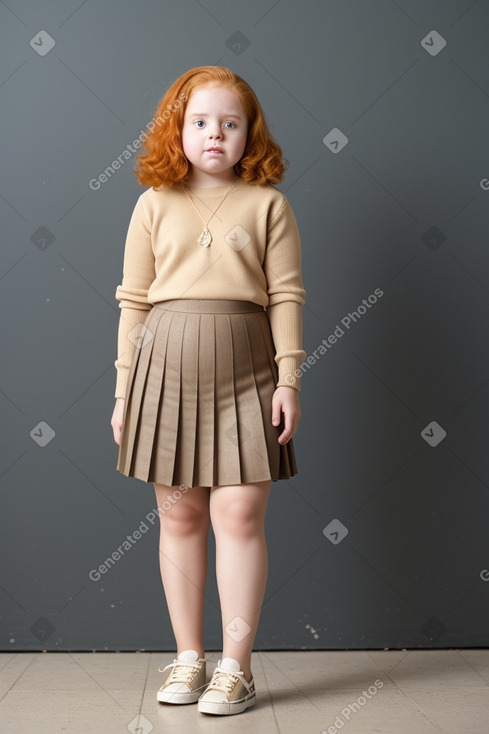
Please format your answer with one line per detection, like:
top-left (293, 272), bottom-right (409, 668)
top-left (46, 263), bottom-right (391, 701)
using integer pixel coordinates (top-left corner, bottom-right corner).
top-left (198, 657), bottom-right (256, 715)
top-left (157, 649), bottom-right (207, 704)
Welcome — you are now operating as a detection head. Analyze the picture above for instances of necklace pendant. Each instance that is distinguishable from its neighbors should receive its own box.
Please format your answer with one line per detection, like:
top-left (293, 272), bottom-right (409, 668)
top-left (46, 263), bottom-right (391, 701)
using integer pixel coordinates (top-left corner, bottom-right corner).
top-left (198, 225), bottom-right (212, 247)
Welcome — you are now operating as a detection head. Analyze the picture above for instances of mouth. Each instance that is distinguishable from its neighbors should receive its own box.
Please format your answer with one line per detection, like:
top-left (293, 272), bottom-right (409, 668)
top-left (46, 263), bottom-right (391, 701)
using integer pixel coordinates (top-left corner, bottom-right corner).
top-left (206, 147), bottom-right (223, 154)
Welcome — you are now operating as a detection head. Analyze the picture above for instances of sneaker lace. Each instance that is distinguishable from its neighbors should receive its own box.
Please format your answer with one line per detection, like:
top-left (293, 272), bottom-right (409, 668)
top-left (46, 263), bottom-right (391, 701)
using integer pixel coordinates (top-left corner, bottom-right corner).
top-left (209, 670), bottom-right (240, 693)
top-left (157, 659), bottom-right (201, 683)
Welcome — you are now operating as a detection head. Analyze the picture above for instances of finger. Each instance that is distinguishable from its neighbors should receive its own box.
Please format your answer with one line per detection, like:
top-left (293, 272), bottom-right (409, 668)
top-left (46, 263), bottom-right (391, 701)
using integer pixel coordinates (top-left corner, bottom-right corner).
top-left (278, 410), bottom-right (294, 444)
top-left (271, 395), bottom-right (282, 426)
top-left (277, 419), bottom-right (288, 443)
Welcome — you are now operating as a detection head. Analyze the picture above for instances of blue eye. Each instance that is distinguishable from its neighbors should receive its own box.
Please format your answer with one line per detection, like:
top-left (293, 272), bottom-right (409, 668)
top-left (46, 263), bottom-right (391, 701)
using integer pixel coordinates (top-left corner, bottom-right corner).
top-left (194, 120), bottom-right (205, 128)
top-left (224, 121), bottom-right (236, 129)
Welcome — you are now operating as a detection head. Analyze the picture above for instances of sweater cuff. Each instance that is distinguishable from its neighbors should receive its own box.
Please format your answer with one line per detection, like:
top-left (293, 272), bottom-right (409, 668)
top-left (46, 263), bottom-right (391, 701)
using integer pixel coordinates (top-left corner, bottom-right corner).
top-left (114, 307), bottom-right (152, 399)
top-left (267, 300), bottom-right (306, 392)
top-left (276, 357), bottom-right (303, 391)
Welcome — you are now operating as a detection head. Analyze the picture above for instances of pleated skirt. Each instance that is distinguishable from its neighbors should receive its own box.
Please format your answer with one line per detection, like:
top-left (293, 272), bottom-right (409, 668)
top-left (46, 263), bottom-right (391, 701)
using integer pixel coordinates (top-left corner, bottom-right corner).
top-left (116, 299), bottom-right (298, 488)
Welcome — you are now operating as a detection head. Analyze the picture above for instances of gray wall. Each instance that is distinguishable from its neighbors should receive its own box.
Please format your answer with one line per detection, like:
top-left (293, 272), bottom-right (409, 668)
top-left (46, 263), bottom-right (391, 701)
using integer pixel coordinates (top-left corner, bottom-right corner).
top-left (1, 0), bottom-right (488, 652)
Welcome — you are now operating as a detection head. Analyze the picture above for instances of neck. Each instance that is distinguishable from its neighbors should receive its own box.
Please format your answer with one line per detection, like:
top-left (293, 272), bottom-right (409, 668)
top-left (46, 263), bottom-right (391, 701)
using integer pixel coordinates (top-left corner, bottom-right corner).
top-left (185, 167), bottom-right (237, 188)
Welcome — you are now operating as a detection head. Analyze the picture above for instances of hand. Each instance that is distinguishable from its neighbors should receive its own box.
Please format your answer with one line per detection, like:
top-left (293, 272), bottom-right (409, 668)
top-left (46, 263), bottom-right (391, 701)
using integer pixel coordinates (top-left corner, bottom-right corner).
top-left (271, 386), bottom-right (301, 445)
top-left (111, 398), bottom-right (125, 446)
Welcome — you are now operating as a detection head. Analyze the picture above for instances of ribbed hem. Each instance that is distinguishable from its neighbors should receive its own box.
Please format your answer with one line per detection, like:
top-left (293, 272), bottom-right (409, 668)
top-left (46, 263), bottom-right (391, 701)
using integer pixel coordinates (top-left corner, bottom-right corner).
top-left (267, 300), bottom-right (306, 392)
top-left (114, 307), bottom-right (151, 399)
top-left (115, 371), bottom-right (129, 400)
top-left (276, 357), bottom-right (303, 391)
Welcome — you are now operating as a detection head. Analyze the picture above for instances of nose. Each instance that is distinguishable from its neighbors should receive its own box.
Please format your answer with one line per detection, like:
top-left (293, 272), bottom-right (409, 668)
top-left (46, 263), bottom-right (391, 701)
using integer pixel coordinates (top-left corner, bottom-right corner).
top-left (207, 123), bottom-right (222, 140)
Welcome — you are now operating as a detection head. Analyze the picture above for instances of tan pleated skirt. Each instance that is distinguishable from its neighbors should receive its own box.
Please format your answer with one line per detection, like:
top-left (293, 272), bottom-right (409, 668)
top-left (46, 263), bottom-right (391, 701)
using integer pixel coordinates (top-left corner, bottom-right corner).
top-left (116, 299), bottom-right (298, 488)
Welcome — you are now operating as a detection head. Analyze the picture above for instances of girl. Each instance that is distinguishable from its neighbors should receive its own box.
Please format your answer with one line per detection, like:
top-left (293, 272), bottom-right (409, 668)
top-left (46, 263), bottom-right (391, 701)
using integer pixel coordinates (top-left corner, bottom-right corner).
top-left (110, 65), bottom-right (306, 717)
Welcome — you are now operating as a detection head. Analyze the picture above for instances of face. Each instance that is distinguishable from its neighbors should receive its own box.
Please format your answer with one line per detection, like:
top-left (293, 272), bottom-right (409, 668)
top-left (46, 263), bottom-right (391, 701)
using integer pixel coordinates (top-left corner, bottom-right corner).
top-left (181, 83), bottom-right (248, 185)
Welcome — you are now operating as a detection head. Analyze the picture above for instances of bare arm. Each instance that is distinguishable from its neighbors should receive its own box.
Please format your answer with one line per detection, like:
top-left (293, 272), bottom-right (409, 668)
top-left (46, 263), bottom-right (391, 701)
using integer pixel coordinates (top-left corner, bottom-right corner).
top-left (111, 398), bottom-right (125, 446)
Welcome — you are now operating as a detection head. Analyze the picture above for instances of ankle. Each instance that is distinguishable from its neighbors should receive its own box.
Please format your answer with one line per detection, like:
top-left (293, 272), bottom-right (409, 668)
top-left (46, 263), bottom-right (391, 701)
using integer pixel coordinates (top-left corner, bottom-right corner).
top-left (221, 657), bottom-right (252, 682)
top-left (177, 648), bottom-right (205, 659)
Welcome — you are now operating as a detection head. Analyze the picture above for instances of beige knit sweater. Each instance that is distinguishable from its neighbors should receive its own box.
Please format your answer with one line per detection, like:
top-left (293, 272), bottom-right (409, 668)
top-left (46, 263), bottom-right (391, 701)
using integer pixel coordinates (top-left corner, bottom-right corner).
top-left (114, 178), bottom-right (306, 399)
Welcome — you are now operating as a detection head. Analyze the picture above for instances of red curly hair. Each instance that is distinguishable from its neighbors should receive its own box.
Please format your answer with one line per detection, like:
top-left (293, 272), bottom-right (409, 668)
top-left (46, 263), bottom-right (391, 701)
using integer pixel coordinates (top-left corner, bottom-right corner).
top-left (135, 66), bottom-right (288, 188)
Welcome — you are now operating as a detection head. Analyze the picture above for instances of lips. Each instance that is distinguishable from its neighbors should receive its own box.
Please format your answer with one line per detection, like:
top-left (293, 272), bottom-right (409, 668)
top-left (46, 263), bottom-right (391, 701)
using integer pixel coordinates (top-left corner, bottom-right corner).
top-left (206, 147), bottom-right (223, 153)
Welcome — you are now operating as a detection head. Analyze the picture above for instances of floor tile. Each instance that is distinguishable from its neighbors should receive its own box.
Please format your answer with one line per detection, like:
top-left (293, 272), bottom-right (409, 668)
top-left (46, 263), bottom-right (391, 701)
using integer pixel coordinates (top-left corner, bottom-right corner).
top-left (0, 649), bottom-right (488, 733)
top-left (406, 688), bottom-right (489, 734)
top-left (375, 650), bottom-right (488, 689)
top-left (260, 650), bottom-right (396, 690)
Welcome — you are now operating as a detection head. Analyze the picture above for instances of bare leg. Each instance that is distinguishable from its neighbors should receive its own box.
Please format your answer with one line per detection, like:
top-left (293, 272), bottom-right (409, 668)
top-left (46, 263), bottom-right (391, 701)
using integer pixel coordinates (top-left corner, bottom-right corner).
top-left (153, 483), bottom-right (211, 658)
top-left (209, 480), bottom-right (272, 682)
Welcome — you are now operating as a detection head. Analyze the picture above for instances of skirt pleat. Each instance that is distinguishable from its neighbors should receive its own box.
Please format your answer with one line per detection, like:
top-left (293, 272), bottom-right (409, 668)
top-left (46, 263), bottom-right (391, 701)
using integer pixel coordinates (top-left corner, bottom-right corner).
top-left (214, 314), bottom-right (240, 484)
top-left (150, 310), bottom-right (184, 483)
top-left (171, 312), bottom-right (199, 484)
top-left (117, 306), bottom-right (161, 477)
top-left (116, 299), bottom-right (299, 487)
top-left (133, 309), bottom-right (173, 479)
top-left (194, 313), bottom-right (216, 486)
top-left (233, 312), bottom-right (276, 481)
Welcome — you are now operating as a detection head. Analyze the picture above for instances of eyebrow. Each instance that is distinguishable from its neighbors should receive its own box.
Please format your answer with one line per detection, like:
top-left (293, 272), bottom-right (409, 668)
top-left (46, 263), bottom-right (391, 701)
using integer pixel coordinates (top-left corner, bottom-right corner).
top-left (189, 113), bottom-right (242, 119)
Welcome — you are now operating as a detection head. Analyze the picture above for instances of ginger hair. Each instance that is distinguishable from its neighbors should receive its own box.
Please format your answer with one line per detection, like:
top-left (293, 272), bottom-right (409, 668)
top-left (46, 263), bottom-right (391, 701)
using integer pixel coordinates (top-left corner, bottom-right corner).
top-left (134, 65), bottom-right (288, 187)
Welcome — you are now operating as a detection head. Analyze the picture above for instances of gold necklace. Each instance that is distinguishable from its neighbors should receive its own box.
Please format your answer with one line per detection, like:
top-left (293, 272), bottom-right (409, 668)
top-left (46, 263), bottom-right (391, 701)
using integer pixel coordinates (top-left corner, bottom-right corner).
top-left (183, 177), bottom-right (240, 247)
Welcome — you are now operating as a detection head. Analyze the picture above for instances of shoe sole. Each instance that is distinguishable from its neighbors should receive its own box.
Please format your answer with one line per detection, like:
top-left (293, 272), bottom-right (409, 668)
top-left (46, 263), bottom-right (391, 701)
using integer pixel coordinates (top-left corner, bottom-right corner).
top-left (198, 692), bottom-right (256, 715)
top-left (157, 684), bottom-right (208, 704)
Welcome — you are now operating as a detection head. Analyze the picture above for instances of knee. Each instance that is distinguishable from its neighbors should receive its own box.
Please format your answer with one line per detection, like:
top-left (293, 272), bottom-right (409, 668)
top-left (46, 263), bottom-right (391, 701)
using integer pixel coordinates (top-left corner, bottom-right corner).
top-left (212, 499), bottom-right (263, 539)
top-left (161, 501), bottom-right (209, 536)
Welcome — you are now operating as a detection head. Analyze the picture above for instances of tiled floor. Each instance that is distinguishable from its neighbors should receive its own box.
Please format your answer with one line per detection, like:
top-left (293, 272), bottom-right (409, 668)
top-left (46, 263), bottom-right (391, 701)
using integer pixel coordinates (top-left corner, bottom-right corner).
top-left (1, 649), bottom-right (488, 733)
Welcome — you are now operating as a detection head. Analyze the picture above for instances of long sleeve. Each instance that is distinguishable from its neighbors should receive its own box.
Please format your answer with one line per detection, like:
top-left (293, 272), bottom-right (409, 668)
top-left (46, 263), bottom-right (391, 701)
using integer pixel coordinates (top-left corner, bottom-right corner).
top-left (114, 195), bottom-right (156, 399)
top-left (264, 197), bottom-right (306, 391)
top-left (267, 300), bottom-right (305, 390)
